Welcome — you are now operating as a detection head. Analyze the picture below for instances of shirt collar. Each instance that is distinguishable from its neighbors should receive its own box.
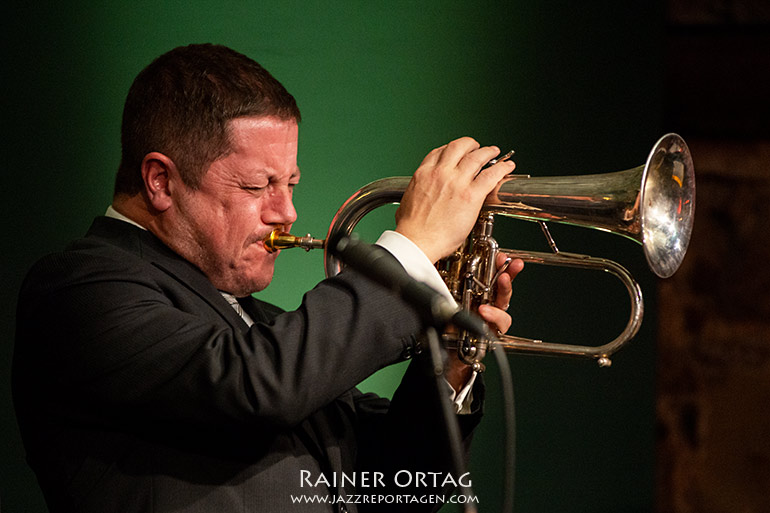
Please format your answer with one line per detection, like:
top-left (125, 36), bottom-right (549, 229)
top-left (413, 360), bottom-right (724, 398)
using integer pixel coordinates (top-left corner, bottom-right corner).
top-left (105, 205), bottom-right (147, 231)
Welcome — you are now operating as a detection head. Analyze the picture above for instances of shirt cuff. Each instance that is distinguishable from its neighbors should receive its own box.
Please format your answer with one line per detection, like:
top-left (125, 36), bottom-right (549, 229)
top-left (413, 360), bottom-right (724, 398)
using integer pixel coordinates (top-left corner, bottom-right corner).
top-left (376, 230), bottom-right (476, 414)
top-left (447, 372), bottom-right (478, 414)
top-left (375, 230), bottom-right (456, 304)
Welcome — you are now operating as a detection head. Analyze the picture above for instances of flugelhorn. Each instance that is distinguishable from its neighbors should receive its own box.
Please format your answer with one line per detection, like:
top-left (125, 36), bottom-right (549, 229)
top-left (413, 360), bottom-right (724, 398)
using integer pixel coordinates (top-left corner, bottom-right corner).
top-left (265, 133), bottom-right (695, 369)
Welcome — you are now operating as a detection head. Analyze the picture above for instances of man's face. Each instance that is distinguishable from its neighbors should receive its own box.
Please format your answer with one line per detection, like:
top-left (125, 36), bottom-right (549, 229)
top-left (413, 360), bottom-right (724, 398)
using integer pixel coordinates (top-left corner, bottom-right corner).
top-left (170, 116), bottom-right (300, 296)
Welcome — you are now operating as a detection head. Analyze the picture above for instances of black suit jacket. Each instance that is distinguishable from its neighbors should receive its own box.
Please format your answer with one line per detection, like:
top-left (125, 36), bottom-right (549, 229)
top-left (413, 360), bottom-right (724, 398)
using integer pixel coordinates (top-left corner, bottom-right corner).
top-left (13, 217), bottom-right (482, 512)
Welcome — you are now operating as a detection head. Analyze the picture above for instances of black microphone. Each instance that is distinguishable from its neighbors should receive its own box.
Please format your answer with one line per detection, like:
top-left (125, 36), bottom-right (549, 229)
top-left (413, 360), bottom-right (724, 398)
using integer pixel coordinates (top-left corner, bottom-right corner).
top-left (330, 234), bottom-right (491, 339)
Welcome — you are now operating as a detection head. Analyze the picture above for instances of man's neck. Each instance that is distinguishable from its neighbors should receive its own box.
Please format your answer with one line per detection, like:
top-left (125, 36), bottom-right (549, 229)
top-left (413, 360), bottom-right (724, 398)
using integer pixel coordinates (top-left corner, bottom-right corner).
top-left (111, 194), bottom-right (157, 231)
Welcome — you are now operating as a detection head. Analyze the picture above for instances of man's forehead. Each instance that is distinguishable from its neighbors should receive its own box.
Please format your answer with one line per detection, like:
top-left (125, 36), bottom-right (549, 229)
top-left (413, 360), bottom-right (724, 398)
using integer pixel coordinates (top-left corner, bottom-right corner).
top-left (226, 116), bottom-right (298, 158)
top-left (199, 116), bottom-right (299, 186)
top-left (227, 115), bottom-right (299, 139)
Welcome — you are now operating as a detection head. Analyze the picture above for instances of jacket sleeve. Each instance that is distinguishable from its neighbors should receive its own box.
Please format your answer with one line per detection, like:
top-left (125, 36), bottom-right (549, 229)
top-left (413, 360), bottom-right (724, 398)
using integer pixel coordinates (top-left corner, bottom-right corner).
top-left (14, 245), bottom-right (424, 436)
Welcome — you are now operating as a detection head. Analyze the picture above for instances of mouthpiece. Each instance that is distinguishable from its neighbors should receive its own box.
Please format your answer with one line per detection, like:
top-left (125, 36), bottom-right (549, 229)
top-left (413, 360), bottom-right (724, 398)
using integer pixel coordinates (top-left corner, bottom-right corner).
top-left (264, 229), bottom-right (325, 253)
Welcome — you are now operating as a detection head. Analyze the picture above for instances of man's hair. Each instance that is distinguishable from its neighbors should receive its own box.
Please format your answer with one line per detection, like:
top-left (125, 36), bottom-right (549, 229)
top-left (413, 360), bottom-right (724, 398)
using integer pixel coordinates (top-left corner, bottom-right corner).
top-left (114, 43), bottom-right (300, 196)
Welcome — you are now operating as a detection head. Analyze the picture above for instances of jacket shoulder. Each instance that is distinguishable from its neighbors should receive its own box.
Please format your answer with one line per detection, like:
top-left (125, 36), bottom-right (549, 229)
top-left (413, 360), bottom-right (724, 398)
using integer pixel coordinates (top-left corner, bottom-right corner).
top-left (17, 218), bottom-right (181, 309)
top-left (22, 232), bottom-right (151, 294)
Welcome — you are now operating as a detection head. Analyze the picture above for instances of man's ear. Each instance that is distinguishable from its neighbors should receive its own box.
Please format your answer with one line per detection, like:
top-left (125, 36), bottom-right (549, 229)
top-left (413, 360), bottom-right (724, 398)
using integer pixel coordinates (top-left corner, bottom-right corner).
top-left (141, 152), bottom-right (177, 212)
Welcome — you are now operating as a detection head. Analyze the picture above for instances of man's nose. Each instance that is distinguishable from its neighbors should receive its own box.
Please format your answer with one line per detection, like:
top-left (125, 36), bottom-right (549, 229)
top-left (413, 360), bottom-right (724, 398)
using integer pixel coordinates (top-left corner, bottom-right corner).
top-left (264, 187), bottom-right (297, 226)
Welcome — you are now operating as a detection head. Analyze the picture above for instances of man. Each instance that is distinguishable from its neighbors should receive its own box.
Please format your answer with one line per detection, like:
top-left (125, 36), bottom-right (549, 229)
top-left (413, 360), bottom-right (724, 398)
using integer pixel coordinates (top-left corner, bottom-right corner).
top-left (13, 44), bottom-right (521, 512)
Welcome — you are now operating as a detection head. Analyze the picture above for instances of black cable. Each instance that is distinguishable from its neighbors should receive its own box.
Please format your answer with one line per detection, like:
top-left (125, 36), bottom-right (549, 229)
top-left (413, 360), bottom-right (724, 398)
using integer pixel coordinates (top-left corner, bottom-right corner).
top-left (423, 327), bottom-right (478, 513)
top-left (492, 345), bottom-right (516, 513)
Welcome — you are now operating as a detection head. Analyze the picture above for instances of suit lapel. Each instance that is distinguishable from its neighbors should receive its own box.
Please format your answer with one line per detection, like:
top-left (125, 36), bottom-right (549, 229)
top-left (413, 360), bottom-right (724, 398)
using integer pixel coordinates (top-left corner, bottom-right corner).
top-left (152, 257), bottom-right (250, 330)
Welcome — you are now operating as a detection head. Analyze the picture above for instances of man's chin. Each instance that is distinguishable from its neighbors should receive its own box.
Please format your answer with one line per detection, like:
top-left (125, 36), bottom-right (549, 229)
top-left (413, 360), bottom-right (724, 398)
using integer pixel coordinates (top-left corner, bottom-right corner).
top-left (211, 267), bottom-right (274, 297)
top-left (235, 270), bottom-right (275, 296)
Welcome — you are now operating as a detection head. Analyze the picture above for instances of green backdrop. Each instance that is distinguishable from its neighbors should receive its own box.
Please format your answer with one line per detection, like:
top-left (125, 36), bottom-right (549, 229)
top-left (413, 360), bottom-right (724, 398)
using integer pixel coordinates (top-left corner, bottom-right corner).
top-left (2, 1), bottom-right (663, 511)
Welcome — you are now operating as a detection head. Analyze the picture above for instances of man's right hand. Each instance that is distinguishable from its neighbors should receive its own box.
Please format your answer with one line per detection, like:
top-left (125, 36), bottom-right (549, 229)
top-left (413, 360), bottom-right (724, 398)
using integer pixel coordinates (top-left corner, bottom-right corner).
top-left (394, 137), bottom-right (516, 264)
